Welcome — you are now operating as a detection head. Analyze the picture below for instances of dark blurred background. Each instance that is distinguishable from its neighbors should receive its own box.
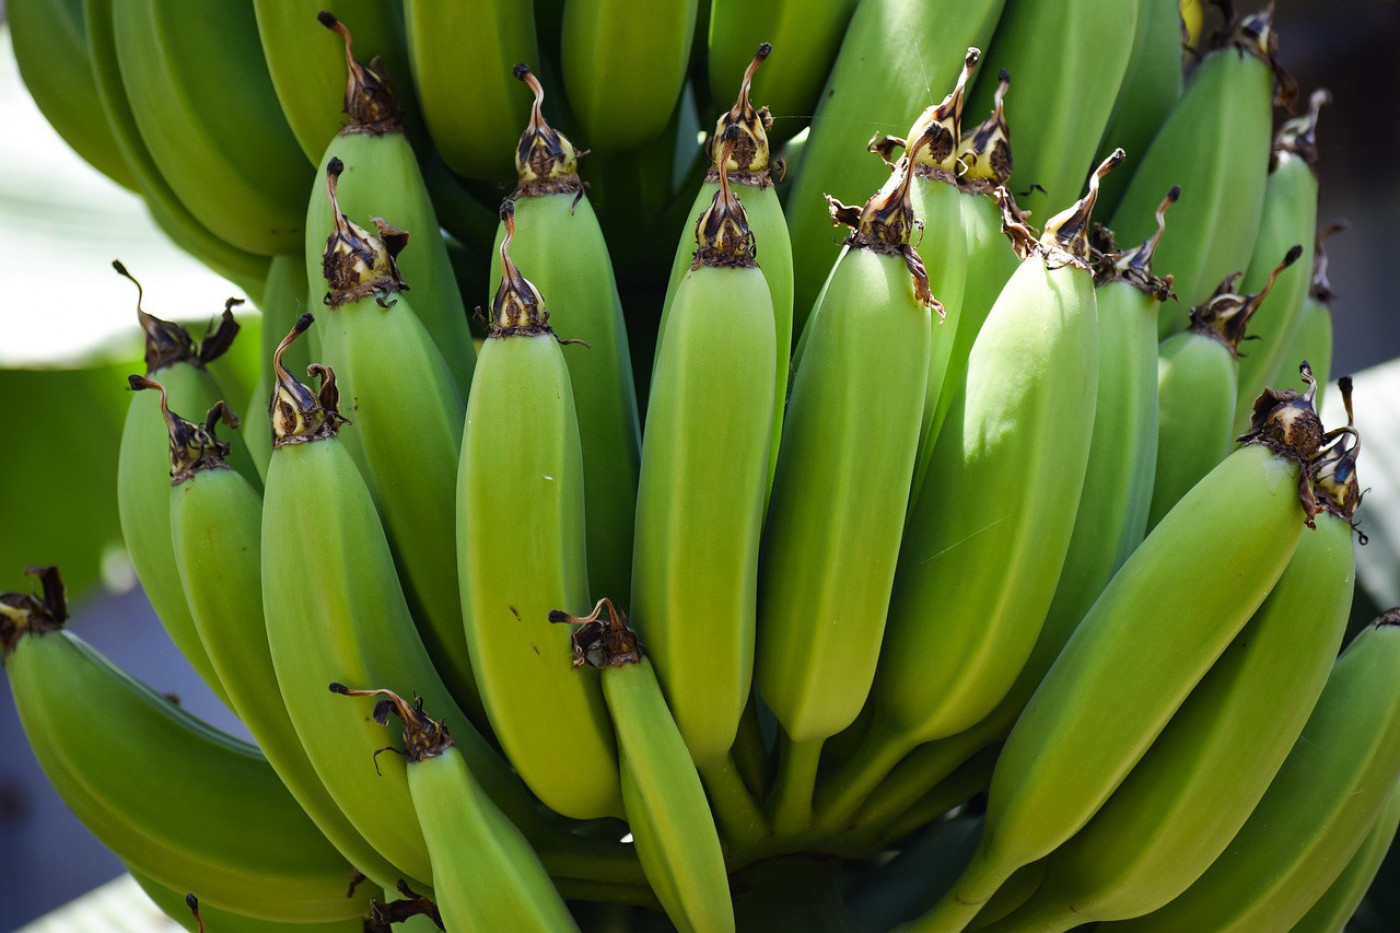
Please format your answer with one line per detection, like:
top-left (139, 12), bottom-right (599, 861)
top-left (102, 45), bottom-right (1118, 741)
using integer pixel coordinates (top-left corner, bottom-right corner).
top-left (1, 1), bottom-right (1399, 929)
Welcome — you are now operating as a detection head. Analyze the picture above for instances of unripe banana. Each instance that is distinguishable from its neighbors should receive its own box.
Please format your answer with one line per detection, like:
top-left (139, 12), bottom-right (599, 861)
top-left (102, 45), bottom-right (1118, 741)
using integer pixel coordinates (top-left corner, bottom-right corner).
top-left (912, 369), bottom-right (1325, 932)
top-left (1291, 778), bottom-right (1400, 933)
top-left (130, 869), bottom-right (364, 932)
top-left (0, 567), bottom-right (372, 923)
top-left (1147, 245), bottom-right (1303, 530)
top-left (1109, 6), bottom-right (1280, 333)
top-left (332, 687), bottom-right (579, 933)
top-left (552, 601), bottom-right (734, 933)
top-left (817, 155), bottom-right (1120, 835)
top-left (491, 65), bottom-right (641, 606)
top-left (1232, 89), bottom-right (1329, 434)
top-left (1287, 224), bottom-right (1344, 408)
top-left (243, 254), bottom-right (308, 482)
top-left (757, 114), bottom-right (943, 835)
top-left (459, 200), bottom-right (623, 821)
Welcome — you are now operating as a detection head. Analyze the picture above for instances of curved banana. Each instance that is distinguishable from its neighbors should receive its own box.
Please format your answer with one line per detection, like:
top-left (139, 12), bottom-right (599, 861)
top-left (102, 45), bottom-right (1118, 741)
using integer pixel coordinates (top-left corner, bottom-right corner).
top-left (553, 600), bottom-right (734, 933)
top-left (253, 0), bottom-right (414, 165)
top-left (1109, 5), bottom-right (1280, 332)
top-left (332, 687), bottom-right (579, 933)
top-left (705, 0), bottom-right (858, 145)
top-left (313, 158), bottom-right (480, 722)
top-left (404, 0), bottom-right (539, 179)
top-left (817, 156), bottom-right (1120, 835)
top-left (130, 870), bottom-right (364, 932)
top-left (658, 44), bottom-right (792, 500)
top-left (560, 0), bottom-right (699, 153)
top-left (114, 263), bottom-right (255, 711)
top-left (1291, 778), bottom-right (1400, 933)
top-left (305, 14), bottom-right (476, 397)
top-left (459, 200), bottom-right (622, 821)
top-left (9, 0), bottom-right (136, 190)
top-left (986, 420), bottom-right (1359, 932)
top-left (912, 368), bottom-right (1324, 932)
top-left (783, 0), bottom-right (1008, 328)
top-left (1147, 246), bottom-right (1303, 530)
top-left (1105, 608), bottom-right (1400, 932)
top-left (964, 0), bottom-right (1138, 221)
top-left (1231, 89), bottom-right (1329, 434)
top-left (127, 376), bottom-right (404, 890)
top-left (491, 64), bottom-right (641, 606)
top-left (757, 121), bottom-right (940, 836)
top-left (111, 0), bottom-right (312, 256)
top-left (0, 567), bottom-right (371, 923)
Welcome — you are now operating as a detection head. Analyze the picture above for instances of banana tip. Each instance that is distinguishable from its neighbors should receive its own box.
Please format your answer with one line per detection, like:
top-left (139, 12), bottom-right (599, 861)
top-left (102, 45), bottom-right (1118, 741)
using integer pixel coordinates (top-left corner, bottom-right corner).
top-left (316, 10), bottom-right (336, 28)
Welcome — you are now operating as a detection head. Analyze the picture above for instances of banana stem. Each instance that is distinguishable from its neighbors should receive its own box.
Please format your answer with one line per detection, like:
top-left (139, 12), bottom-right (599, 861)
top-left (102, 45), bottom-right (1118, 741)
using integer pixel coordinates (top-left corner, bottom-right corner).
top-left (811, 717), bottom-right (914, 837)
top-left (766, 734), bottom-right (825, 838)
top-left (551, 877), bottom-right (661, 908)
top-left (699, 754), bottom-right (771, 852)
top-left (732, 691), bottom-right (773, 798)
top-left (846, 739), bottom-right (992, 848)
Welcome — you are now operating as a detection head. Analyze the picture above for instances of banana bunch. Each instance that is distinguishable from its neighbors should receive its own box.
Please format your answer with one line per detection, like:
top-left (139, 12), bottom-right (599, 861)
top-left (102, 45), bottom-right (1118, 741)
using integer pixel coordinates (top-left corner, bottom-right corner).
top-left (9, 1), bottom-right (1400, 930)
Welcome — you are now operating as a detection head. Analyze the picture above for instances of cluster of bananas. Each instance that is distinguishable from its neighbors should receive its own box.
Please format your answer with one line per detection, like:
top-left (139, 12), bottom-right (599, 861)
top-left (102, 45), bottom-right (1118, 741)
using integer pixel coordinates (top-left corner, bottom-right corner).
top-left (6, 0), bottom-right (1398, 930)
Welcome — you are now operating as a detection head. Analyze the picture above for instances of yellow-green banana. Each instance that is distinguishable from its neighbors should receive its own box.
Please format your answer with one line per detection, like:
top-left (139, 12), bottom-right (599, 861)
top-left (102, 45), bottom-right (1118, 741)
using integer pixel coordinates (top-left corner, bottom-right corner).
top-left (459, 200), bottom-right (622, 821)
top-left (1291, 778), bottom-right (1400, 933)
top-left (131, 870), bottom-right (364, 932)
top-left (491, 65), bottom-right (641, 606)
top-left (553, 600), bottom-right (734, 933)
top-left (912, 369), bottom-right (1324, 932)
top-left (1286, 224), bottom-right (1342, 407)
top-left (0, 567), bottom-right (371, 924)
top-left (332, 686), bottom-right (579, 933)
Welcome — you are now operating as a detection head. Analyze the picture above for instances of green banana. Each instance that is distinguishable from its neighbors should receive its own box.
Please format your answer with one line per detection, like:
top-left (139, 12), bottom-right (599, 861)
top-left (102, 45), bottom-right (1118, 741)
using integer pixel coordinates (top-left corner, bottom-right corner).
top-left (490, 64), bottom-right (641, 606)
top-left (1110, 5), bottom-right (1280, 333)
top-left (658, 43), bottom-right (792, 502)
top-left (756, 118), bottom-right (940, 836)
top-left (784, 0), bottom-right (1008, 328)
top-left (912, 368), bottom-right (1324, 932)
top-left (332, 687), bottom-right (579, 933)
top-left (1147, 245), bottom-right (1303, 530)
top-left (1106, 608), bottom-right (1400, 932)
top-left (984, 423), bottom-right (1359, 932)
top-left (560, 0), bottom-right (699, 152)
top-left (9, 0), bottom-right (136, 190)
top-left (81, 0), bottom-right (271, 287)
top-left (1093, 0), bottom-right (1185, 216)
top-left (305, 13), bottom-right (477, 397)
top-left (963, 0), bottom-right (1138, 221)
top-left (459, 199), bottom-right (623, 821)
top-left (404, 0), bottom-right (539, 179)
top-left (111, 0), bottom-right (312, 256)
top-left (630, 126), bottom-right (776, 776)
top-left (114, 262), bottom-right (255, 711)
top-left (131, 871), bottom-right (364, 932)
top-left (243, 254), bottom-right (308, 481)
top-left (128, 375), bottom-right (405, 891)
top-left (314, 158), bottom-right (481, 722)
top-left (1287, 223), bottom-right (1344, 408)
top-left (259, 314), bottom-right (532, 888)
top-left (253, 0), bottom-right (413, 166)
top-left (816, 156), bottom-right (1119, 834)
top-left (553, 600), bottom-right (734, 933)
top-left (1232, 88), bottom-right (1329, 434)
top-left (1291, 778), bottom-right (1400, 933)
top-left (705, 0), bottom-right (858, 145)
top-left (0, 567), bottom-right (372, 923)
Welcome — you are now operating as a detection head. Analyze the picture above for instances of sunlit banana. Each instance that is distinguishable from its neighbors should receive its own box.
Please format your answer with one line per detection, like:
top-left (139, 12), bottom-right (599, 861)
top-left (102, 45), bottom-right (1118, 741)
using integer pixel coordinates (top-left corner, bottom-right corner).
top-left (912, 367), bottom-right (1324, 932)
top-left (491, 64), bottom-right (641, 606)
top-left (332, 686), bottom-right (579, 932)
top-left (0, 567), bottom-right (372, 923)
top-left (552, 600), bottom-right (734, 933)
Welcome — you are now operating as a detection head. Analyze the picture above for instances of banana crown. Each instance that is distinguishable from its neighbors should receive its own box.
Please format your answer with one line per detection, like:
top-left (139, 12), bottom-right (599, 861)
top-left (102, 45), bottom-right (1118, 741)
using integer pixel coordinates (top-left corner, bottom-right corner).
top-left (320, 157), bottom-right (409, 308)
top-left (1039, 149), bottom-right (1125, 265)
top-left (486, 199), bottom-right (555, 334)
top-left (706, 43), bottom-right (776, 185)
top-left (0, 565), bottom-right (65, 657)
top-left (1091, 185), bottom-right (1179, 300)
top-left (904, 47), bottom-right (978, 181)
top-left (512, 63), bottom-right (586, 198)
top-left (1188, 244), bottom-right (1304, 353)
top-left (329, 684), bottom-right (454, 764)
top-left (113, 260), bottom-right (241, 373)
top-left (319, 11), bottom-right (400, 135)
top-left (270, 314), bottom-right (347, 447)
top-left (958, 68), bottom-right (1012, 191)
top-left (550, 598), bottom-right (642, 670)
top-left (1273, 87), bottom-right (1329, 171)
top-left (1314, 376), bottom-right (1364, 531)
top-left (127, 374), bottom-right (238, 483)
top-left (692, 125), bottom-right (758, 270)
top-left (1239, 361), bottom-right (1327, 520)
